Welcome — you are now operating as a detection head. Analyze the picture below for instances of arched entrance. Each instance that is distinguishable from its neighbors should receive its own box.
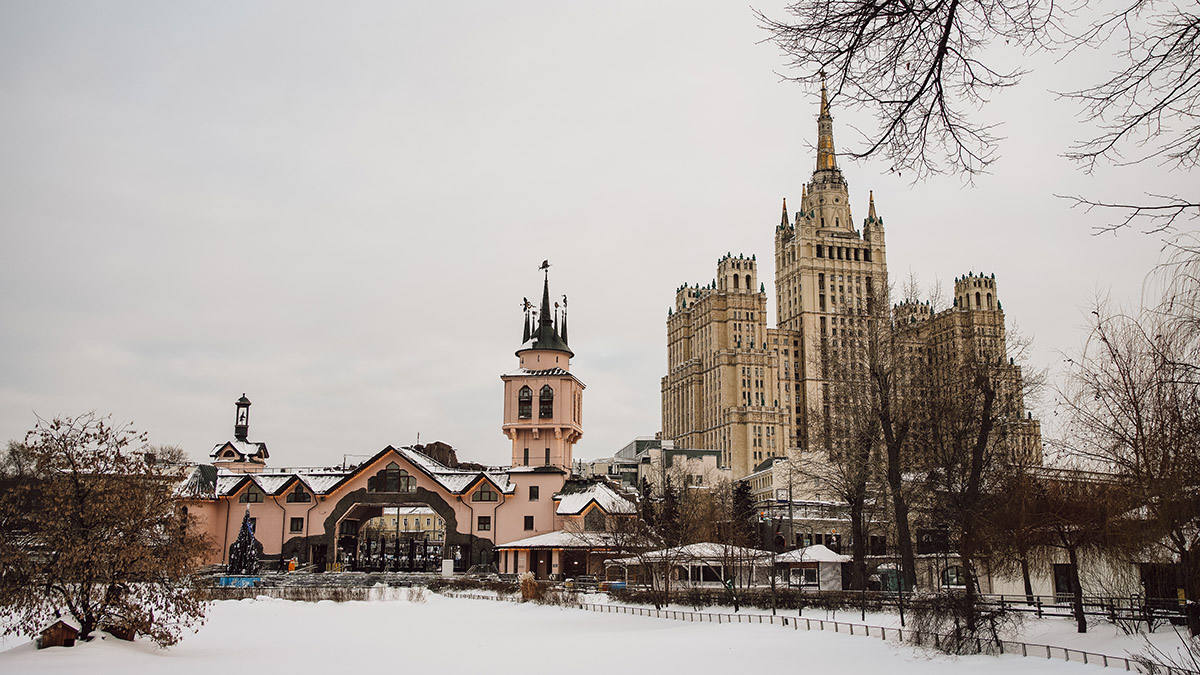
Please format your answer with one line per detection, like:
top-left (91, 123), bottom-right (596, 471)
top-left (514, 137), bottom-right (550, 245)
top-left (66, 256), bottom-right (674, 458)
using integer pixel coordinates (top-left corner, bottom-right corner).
top-left (335, 504), bottom-right (445, 572)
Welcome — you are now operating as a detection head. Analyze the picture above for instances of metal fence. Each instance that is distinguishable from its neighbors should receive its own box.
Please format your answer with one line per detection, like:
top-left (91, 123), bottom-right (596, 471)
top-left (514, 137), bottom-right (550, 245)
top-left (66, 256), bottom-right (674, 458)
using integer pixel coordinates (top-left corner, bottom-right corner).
top-left (439, 591), bottom-right (1195, 675)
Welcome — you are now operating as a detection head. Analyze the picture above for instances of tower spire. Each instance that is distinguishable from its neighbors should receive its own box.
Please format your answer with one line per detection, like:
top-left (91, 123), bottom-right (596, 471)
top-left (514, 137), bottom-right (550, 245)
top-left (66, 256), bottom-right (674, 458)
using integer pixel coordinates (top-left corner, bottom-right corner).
top-left (780, 197), bottom-right (789, 228)
top-left (816, 75), bottom-right (837, 172)
top-left (868, 190), bottom-right (877, 220)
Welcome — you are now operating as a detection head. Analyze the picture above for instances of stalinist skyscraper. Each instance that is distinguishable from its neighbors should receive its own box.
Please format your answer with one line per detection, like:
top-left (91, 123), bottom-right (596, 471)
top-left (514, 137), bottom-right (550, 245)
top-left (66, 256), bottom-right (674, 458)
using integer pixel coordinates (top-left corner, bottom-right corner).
top-left (662, 82), bottom-right (1039, 479)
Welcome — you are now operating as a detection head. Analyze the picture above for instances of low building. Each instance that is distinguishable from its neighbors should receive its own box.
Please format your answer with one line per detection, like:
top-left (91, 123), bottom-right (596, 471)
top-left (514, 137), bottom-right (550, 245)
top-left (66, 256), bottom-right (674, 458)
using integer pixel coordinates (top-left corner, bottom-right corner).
top-left (578, 438), bottom-right (729, 494)
top-left (178, 268), bottom-right (635, 579)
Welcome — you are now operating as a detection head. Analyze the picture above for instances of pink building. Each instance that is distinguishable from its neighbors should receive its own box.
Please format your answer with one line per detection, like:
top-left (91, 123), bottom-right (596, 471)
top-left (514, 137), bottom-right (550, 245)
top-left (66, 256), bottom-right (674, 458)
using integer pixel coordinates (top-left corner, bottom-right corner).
top-left (178, 269), bottom-right (634, 578)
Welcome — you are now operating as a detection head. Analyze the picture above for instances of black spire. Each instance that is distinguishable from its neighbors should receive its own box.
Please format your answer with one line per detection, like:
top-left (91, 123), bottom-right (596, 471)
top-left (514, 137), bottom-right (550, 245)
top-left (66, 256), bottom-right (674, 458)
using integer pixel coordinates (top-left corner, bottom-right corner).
top-left (517, 263), bottom-right (573, 357)
top-left (560, 295), bottom-right (569, 344)
top-left (521, 297), bottom-right (532, 343)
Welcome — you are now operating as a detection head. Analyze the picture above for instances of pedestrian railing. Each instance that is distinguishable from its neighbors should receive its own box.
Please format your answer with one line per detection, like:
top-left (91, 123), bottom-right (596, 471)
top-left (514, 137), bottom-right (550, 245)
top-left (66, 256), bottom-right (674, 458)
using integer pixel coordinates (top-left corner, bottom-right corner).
top-left (438, 591), bottom-right (1195, 674)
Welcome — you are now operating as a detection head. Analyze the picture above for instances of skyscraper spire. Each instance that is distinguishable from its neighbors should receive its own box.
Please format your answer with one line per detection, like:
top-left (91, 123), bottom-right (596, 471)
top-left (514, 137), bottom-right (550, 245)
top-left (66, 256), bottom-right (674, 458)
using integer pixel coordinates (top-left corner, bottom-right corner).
top-left (816, 75), bottom-right (837, 172)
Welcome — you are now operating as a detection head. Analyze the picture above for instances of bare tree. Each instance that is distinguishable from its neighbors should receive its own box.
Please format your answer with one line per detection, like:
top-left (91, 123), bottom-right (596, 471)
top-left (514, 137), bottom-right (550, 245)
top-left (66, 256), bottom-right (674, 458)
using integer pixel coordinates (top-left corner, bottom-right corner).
top-left (0, 414), bottom-right (212, 646)
top-left (1034, 470), bottom-right (1140, 633)
top-left (805, 319), bottom-right (886, 591)
top-left (757, 0), bottom-right (1199, 229)
top-left (1059, 298), bottom-right (1200, 635)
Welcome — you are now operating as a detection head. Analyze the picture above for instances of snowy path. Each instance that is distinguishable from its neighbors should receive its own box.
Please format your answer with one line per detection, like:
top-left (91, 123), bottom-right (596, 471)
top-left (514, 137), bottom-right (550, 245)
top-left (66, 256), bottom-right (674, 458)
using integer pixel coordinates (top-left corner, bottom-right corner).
top-left (0, 593), bottom-right (1168, 674)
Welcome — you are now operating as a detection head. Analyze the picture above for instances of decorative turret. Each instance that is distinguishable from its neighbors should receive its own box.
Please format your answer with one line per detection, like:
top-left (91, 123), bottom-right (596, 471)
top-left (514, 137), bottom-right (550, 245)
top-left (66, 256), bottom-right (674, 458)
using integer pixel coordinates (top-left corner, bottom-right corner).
top-left (517, 262), bottom-right (572, 358)
top-left (955, 272), bottom-right (1000, 312)
top-left (234, 394), bottom-right (251, 442)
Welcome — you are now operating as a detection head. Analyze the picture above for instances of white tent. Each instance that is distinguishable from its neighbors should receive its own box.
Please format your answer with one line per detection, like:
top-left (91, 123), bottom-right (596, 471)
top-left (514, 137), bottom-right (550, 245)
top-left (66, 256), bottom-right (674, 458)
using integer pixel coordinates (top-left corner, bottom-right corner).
top-left (608, 542), bottom-right (776, 587)
top-left (774, 545), bottom-right (850, 591)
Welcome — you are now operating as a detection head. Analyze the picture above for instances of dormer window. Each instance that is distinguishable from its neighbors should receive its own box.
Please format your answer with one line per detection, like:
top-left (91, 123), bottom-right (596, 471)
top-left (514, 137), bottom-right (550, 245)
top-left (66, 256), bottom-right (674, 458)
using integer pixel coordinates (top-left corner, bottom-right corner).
top-left (239, 485), bottom-right (264, 503)
top-left (584, 508), bottom-right (607, 532)
top-left (472, 485), bottom-right (499, 502)
top-left (368, 462), bottom-right (415, 493)
top-left (286, 485), bottom-right (312, 503)
top-left (518, 386), bottom-right (533, 419)
top-left (539, 385), bottom-right (554, 419)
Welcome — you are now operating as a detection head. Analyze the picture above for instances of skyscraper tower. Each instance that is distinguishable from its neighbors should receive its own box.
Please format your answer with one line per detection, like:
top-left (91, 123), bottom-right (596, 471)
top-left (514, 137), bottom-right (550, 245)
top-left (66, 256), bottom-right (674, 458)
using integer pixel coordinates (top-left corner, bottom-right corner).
top-left (773, 79), bottom-right (888, 452)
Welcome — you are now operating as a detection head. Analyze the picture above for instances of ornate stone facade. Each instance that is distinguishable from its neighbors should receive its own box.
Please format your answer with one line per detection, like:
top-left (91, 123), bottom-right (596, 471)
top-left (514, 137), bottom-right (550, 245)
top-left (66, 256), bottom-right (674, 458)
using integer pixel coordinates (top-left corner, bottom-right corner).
top-left (662, 84), bottom-right (1040, 479)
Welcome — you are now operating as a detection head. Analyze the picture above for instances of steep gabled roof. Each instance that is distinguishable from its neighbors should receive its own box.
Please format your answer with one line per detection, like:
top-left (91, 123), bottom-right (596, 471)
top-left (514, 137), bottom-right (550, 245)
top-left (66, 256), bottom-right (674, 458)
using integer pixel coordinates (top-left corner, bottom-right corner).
top-left (554, 480), bottom-right (636, 515)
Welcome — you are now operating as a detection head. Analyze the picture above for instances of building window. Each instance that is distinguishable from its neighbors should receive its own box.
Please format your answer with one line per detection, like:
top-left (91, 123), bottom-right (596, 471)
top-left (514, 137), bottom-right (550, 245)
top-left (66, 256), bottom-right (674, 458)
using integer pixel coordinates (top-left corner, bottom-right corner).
top-left (368, 462), bottom-right (415, 493)
top-left (539, 385), bottom-right (554, 418)
top-left (290, 517), bottom-right (304, 533)
top-left (529, 485), bottom-right (539, 501)
top-left (239, 485), bottom-right (263, 503)
top-left (518, 386), bottom-right (533, 419)
top-left (524, 515), bottom-right (534, 531)
top-left (472, 485), bottom-right (499, 502)
top-left (942, 565), bottom-right (966, 588)
top-left (584, 508), bottom-right (607, 532)
top-left (477, 516), bottom-right (491, 531)
top-left (523, 448), bottom-right (529, 465)
top-left (286, 485), bottom-right (311, 503)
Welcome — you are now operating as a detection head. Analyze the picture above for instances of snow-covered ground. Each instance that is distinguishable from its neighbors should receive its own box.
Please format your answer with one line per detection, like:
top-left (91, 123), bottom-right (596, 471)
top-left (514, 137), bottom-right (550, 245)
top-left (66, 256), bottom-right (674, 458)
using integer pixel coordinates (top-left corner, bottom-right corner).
top-left (0, 592), bottom-right (1192, 674)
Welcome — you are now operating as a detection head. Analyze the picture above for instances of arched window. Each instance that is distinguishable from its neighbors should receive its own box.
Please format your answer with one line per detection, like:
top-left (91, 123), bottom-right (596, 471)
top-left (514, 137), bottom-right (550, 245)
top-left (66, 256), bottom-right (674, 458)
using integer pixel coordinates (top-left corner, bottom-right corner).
top-left (987, 293), bottom-right (994, 310)
top-left (472, 484), bottom-right (498, 502)
top-left (733, 275), bottom-right (739, 289)
top-left (584, 507), bottom-right (607, 532)
top-left (975, 291), bottom-right (981, 308)
top-left (745, 275), bottom-right (751, 290)
top-left (368, 462), bottom-right (415, 493)
top-left (539, 385), bottom-right (554, 419)
top-left (286, 484), bottom-right (312, 503)
top-left (239, 484), bottom-right (263, 503)
top-left (518, 386), bottom-right (533, 419)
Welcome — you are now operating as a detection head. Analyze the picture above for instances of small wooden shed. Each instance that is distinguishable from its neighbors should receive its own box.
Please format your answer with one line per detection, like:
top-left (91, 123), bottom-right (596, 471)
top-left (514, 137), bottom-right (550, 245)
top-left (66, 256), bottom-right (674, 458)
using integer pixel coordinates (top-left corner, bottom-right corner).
top-left (37, 620), bottom-right (79, 649)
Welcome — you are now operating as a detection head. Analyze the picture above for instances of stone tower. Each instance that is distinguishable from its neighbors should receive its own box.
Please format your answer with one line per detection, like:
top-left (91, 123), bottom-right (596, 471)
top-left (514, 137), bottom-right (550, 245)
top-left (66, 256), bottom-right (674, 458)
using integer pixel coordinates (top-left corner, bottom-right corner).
top-left (660, 253), bottom-right (786, 478)
top-left (501, 265), bottom-right (585, 470)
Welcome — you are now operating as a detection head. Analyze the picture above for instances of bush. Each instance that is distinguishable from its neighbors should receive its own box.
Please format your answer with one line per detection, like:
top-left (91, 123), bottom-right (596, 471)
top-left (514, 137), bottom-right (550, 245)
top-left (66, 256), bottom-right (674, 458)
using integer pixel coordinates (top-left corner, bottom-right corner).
top-left (406, 586), bottom-right (427, 604)
top-left (519, 572), bottom-right (540, 602)
top-left (906, 592), bottom-right (1020, 655)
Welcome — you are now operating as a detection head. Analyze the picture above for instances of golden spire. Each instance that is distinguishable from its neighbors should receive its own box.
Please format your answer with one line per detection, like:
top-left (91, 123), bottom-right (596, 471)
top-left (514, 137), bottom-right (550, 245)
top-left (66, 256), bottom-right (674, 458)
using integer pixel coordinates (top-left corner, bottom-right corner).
top-left (869, 190), bottom-right (877, 220)
top-left (816, 74), bottom-right (837, 172)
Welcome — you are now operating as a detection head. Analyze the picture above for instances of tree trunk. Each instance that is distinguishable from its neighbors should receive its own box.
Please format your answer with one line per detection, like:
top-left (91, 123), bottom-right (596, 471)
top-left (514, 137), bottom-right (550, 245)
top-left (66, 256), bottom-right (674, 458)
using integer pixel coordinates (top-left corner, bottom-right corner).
top-left (1020, 555), bottom-right (1035, 605)
top-left (885, 445), bottom-right (917, 590)
top-left (849, 496), bottom-right (868, 590)
top-left (1181, 547), bottom-right (1199, 637)
top-left (1067, 546), bottom-right (1087, 633)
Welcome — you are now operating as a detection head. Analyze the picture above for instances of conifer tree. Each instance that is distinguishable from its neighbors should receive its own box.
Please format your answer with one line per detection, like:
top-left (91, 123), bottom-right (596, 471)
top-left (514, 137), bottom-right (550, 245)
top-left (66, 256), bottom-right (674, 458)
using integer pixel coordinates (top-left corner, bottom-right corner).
top-left (227, 509), bottom-right (261, 576)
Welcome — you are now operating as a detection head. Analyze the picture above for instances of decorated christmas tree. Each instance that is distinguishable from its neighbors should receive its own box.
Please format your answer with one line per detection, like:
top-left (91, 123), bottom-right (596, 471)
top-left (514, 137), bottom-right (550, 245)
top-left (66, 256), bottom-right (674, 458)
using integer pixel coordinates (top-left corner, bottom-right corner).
top-left (227, 508), bottom-right (261, 575)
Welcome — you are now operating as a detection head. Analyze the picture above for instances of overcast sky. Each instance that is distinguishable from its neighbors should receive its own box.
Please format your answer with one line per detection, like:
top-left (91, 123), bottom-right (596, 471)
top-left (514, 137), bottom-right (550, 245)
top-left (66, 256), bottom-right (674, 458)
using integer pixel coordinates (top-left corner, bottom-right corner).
top-left (1, 2), bottom-right (1188, 468)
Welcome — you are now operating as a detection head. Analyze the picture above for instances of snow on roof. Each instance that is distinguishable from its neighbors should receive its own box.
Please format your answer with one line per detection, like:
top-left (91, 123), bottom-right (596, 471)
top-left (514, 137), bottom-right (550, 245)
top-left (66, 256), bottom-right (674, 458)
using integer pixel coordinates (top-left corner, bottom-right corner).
top-left (502, 367), bottom-right (573, 377)
top-left (774, 544), bottom-right (851, 564)
top-left (391, 446), bottom-right (513, 494)
top-left (495, 530), bottom-right (618, 549)
top-left (296, 473), bottom-right (348, 494)
top-left (612, 542), bottom-right (774, 564)
top-left (555, 481), bottom-right (636, 515)
top-left (210, 440), bottom-right (267, 460)
top-left (250, 473), bottom-right (292, 494)
top-left (204, 444), bottom-right (525, 500)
